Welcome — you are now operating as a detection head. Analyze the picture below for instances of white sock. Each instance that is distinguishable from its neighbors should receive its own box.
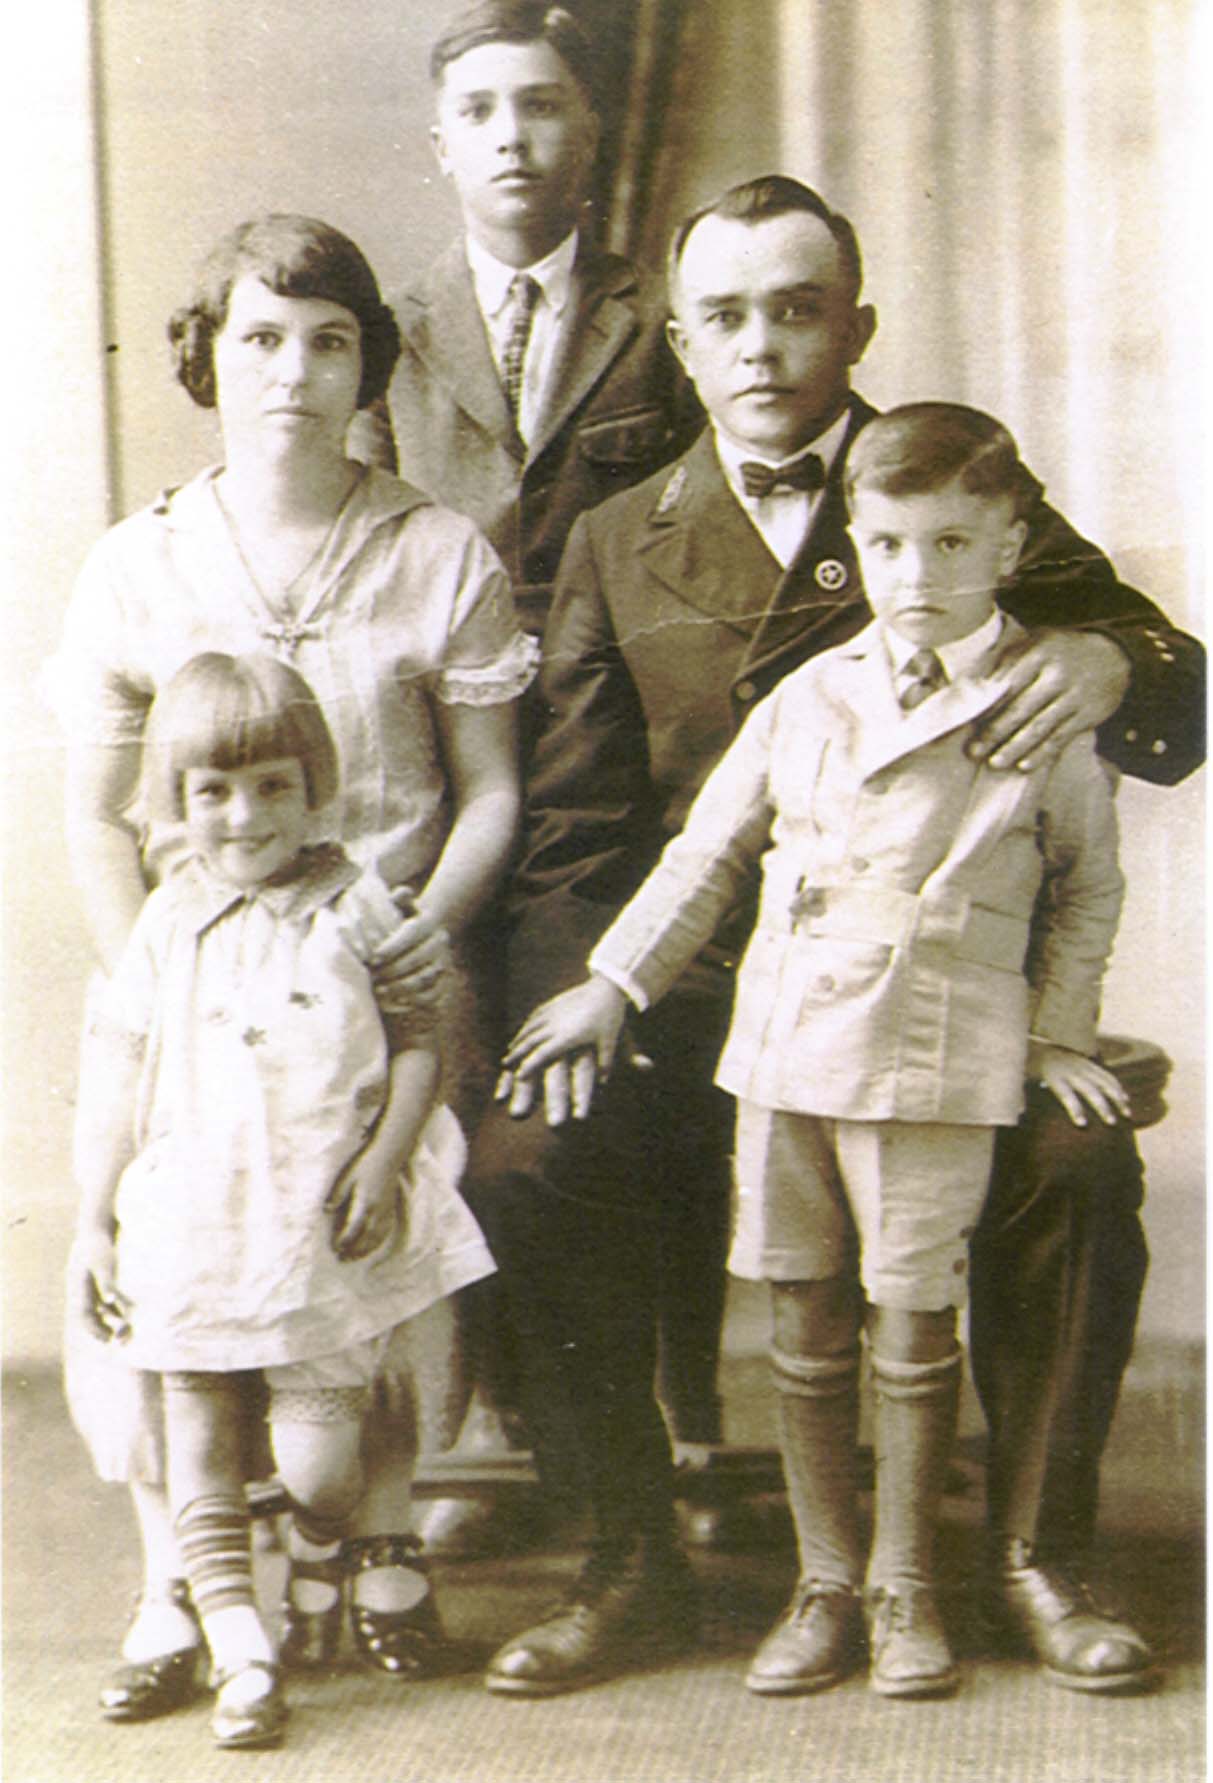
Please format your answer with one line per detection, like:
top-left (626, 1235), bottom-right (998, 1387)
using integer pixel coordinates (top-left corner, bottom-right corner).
top-left (121, 1589), bottom-right (199, 1663)
top-left (203, 1603), bottom-right (275, 1675)
top-left (351, 1564), bottom-right (429, 1614)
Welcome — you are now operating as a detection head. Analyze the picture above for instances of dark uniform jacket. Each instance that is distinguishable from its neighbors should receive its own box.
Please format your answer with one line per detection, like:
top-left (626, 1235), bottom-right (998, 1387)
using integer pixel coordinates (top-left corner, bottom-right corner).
top-left (350, 238), bottom-right (700, 638)
top-left (508, 398), bottom-right (1205, 1017)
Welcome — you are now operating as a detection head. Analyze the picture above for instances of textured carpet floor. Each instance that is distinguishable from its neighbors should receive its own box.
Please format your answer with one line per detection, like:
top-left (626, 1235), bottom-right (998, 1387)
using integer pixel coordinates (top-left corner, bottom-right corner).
top-left (3, 1320), bottom-right (1203, 1783)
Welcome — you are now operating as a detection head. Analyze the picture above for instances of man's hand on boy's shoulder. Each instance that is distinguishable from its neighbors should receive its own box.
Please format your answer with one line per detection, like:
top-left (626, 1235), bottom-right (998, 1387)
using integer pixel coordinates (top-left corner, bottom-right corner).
top-left (968, 630), bottom-right (1131, 772)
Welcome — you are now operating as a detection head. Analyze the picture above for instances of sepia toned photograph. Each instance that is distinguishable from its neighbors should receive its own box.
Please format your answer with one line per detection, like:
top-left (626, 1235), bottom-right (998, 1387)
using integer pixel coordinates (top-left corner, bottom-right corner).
top-left (4, 2), bottom-right (1204, 1779)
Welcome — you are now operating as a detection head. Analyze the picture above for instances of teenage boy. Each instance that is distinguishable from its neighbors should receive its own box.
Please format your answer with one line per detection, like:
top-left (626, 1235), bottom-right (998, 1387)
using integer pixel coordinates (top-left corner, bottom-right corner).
top-left (503, 402), bottom-right (1132, 1698)
top-left (349, 0), bottom-right (707, 1556)
top-left (468, 176), bottom-right (1203, 1697)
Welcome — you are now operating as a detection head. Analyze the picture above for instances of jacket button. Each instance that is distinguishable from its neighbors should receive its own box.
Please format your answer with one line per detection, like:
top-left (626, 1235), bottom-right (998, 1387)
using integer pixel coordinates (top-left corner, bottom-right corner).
top-left (815, 974), bottom-right (836, 993)
top-left (735, 680), bottom-right (757, 702)
top-left (1151, 739), bottom-right (1167, 754)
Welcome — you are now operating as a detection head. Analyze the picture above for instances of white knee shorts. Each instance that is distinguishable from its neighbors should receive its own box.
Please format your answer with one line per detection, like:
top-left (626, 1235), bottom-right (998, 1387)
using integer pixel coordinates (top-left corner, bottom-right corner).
top-left (729, 1103), bottom-right (995, 1311)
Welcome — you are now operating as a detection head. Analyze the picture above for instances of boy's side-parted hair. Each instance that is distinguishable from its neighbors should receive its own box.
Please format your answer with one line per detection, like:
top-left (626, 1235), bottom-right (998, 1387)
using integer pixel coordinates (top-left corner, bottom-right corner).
top-left (668, 175), bottom-right (864, 304)
top-left (144, 653), bottom-right (340, 822)
top-left (844, 402), bottom-right (1044, 519)
top-left (429, 1), bottom-right (597, 104)
top-left (168, 214), bottom-right (401, 411)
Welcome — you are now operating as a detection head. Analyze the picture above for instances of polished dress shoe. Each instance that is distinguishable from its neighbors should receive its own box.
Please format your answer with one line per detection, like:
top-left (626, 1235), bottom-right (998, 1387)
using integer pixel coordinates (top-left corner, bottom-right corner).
top-left (279, 1549), bottom-right (344, 1671)
top-left (344, 1534), bottom-right (450, 1680)
top-left (99, 1580), bottom-right (202, 1722)
top-left (485, 1548), bottom-right (698, 1697)
top-left (210, 1661), bottom-right (287, 1750)
top-left (746, 1581), bottom-right (864, 1695)
top-left (865, 1585), bottom-right (959, 1699)
top-left (990, 1542), bottom-right (1157, 1693)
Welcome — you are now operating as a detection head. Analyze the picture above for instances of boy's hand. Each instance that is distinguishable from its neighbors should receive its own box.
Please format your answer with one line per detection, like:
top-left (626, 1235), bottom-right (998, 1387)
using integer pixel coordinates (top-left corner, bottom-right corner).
top-left (370, 890), bottom-right (451, 1015)
top-left (495, 976), bottom-right (630, 1125)
top-left (969, 631), bottom-right (1130, 772)
top-left (326, 1150), bottom-right (403, 1260)
top-left (1029, 1040), bottom-right (1132, 1128)
top-left (68, 1227), bottom-right (131, 1343)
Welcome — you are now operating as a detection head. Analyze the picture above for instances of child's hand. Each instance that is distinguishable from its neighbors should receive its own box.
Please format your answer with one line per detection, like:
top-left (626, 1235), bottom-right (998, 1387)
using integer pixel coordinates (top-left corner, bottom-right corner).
top-left (67, 1227), bottom-right (131, 1342)
top-left (326, 1150), bottom-right (403, 1261)
top-left (1029, 1041), bottom-right (1132, 1128)
top-left (495, 975), bottom-right (629, 1124)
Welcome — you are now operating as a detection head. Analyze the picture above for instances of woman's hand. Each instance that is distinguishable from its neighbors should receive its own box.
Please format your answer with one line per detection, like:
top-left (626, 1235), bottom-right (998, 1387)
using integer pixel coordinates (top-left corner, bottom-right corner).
top-left (968, 631), bottom-right (1130, 772)
top-left (68, 1226), bottom-right (131, 1343)
top-left (326, 1147), bottom-right (404, 1261)
top-left (495, 975), bottom-right (630, 1124)
top-left (1029, 1040), bottom-right (1132, 1128)
top-left (370, 891), bottom-right (452, 1014)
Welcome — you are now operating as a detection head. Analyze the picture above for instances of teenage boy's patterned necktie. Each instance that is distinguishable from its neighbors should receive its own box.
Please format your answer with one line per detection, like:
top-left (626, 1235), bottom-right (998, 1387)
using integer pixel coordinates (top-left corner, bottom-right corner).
top-left (898, 647), bottom-right (947, 709)
top-left (501, 273), bottom-right (541, 426)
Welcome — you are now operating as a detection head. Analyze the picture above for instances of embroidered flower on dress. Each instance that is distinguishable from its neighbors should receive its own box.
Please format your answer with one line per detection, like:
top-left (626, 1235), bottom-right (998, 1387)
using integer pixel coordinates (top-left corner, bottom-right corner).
top-left (242, 1026), bottom-right (268, 1048)
top-left (288, 991), bottom-right (320, 1009)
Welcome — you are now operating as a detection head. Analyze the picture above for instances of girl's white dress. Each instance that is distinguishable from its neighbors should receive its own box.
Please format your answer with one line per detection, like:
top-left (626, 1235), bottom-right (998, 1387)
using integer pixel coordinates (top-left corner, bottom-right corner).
top-left (49, 464), bottom-right (537, 1475)
top-left (80, 846), bottom-right (494, 1375)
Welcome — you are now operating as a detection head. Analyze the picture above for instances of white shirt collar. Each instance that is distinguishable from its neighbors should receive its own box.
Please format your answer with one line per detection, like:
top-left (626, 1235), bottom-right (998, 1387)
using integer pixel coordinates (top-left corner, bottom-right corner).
top-left (465, 229), bottom-right (579, 321)
top-left (713, 408), bottom-right (852, 505)
top-left (883, 608), bottom-right (1005, 682)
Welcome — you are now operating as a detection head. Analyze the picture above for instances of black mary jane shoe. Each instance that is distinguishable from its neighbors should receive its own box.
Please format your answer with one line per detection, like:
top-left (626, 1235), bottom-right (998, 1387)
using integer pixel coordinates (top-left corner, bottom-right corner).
top-left (99, 1580), bottom-right (203, 1722)
top-left (344, 1534), bottom-right (449, 1680)
top-left (210, 1660), bottom-right (287, 1750)
top-left (279, 1548), bottom-right (345, 1671)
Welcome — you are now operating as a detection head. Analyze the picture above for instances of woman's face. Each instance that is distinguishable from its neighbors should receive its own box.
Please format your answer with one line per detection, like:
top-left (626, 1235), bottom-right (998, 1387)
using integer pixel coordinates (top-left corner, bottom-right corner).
top-left (212, 275), bottom-right (363, 459)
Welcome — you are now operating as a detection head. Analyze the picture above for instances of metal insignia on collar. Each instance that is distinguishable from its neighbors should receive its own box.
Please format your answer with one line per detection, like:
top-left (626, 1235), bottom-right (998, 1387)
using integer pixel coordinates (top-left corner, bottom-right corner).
top-left (655, 463), bottom-right (687, 515)
top-left (815, 558), bottom-right (847, 591)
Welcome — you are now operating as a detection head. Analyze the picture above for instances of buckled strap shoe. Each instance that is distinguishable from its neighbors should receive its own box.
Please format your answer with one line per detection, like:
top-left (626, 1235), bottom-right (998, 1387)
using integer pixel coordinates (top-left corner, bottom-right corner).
top-left (344, 1534), bottom-right (450, 1680)
top-left (210, 1660), bottom-right (287, 1750)
top-left (279, 1548), bottom-right (344, 1671)
top-left (990, 1543), bottom-right (1157, 1693)
top-left (99, 1581), bottom-right (203, 1722)
top-left (865, 1585), bottom-right (959, 1699)
top-left (485, 1550), bottom-right (699, 1697)
top-left (746, 1581), bottom-right (864, 1695)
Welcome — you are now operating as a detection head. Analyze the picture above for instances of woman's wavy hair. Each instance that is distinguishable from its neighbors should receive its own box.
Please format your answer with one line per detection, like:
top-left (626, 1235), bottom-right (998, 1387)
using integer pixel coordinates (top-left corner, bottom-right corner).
top-left (168, 214), bottom-right (401, 411)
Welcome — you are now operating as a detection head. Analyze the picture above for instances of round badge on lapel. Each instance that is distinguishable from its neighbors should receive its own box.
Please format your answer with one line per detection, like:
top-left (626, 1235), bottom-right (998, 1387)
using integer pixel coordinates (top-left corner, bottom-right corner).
top-left (815, 559), bottom-right (847, 591)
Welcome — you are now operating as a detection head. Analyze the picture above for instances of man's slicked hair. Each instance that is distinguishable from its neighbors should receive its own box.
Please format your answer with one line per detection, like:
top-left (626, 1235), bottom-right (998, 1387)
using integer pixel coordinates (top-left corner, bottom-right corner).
top-left (668, 175), bottom-right (863, 304)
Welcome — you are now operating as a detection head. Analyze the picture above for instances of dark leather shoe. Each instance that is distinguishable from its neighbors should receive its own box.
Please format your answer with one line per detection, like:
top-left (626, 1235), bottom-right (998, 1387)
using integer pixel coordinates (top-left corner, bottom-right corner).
top-left (485, 1549), bottom-right (698, 1697)
top-left (745, 1581), bottom-right (863, 1695)
top-left (210, 1661), bottom-right (287, 1750)
top-left (345, 1534), bottom-right (450, 1680)
top-left (99, 1581), bottom-right (202, 1722)
top-left (279, 1550), bottom-right (344, 1671)
top-left (990, 1544), bottom-right (1157, 1693)
top-left (100, 1647), bottom-right (202, 1722)
top-left (865, 1586), bottom-right (959, 1699)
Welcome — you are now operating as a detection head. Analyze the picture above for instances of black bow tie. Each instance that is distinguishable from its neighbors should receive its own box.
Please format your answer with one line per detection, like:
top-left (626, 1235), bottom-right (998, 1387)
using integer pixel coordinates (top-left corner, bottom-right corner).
top-left (738, 454), bottom-right (826, 500)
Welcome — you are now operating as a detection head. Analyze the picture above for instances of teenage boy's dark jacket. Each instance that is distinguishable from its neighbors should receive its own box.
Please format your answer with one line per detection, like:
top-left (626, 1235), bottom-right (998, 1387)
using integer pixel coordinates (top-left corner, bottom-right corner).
top-left (508, 398), bottom-right (1205, 1016)
top-left (350, 239), bottom-right (700, 637)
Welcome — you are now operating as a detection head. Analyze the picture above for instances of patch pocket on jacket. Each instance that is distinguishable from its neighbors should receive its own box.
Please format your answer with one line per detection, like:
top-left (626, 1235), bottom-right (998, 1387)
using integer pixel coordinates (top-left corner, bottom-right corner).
top-left (576, 407), bottom-right (675, 467)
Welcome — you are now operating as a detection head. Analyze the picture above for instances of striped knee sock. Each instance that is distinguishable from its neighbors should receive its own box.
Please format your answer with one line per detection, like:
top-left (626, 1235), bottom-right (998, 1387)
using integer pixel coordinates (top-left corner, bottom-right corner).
top-left (175, 1493), bottom-right (272, 1670)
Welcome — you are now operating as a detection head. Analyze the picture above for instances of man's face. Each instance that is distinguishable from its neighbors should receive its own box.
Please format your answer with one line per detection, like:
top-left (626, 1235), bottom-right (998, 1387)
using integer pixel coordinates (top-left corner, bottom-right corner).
top-left (668, 210), bottom-right (875, 459)
top-left (848, 478), bottom-right (1027, 647)
top-left (431, 39), bottom-right (599, 255)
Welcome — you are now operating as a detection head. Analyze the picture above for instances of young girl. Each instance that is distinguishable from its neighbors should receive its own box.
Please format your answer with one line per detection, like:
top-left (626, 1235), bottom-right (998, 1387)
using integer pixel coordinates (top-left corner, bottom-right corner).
top-left (71, 651), bottom-right (496, 1749)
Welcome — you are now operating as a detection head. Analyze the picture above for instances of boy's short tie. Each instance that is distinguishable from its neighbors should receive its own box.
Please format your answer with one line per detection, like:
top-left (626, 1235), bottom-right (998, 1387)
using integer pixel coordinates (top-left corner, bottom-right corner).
top-left (501, 274), bottom-right (541, 426)
top-left (898, 648), bottom-right (946, 710)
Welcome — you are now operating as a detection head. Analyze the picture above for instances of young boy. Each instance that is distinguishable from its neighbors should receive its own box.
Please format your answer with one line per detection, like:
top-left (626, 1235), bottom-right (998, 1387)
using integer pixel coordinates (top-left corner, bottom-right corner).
top-left (501, 402), bottom-right (1132, 1698)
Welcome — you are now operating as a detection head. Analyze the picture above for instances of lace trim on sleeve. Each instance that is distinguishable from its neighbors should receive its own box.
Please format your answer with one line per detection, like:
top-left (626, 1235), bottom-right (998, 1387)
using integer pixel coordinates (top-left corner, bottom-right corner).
top-left (435, 630), bottom-right (540, 707)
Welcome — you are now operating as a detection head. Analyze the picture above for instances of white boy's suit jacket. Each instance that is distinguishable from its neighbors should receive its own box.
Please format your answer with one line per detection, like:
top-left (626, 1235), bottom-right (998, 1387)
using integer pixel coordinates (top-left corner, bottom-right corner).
top-left (590, 618), bottom-right (1124, 1129)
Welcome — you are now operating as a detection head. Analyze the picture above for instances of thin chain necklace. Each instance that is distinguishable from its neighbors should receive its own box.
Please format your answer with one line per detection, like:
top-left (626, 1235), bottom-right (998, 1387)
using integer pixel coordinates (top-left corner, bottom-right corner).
top-left (215, 470), bottom-right (360, 658)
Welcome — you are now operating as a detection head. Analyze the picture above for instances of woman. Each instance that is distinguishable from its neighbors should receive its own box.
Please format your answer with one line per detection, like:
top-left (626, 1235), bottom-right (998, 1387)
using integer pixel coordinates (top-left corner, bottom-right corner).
top-left (49, 213), bottom-right (536, 1713)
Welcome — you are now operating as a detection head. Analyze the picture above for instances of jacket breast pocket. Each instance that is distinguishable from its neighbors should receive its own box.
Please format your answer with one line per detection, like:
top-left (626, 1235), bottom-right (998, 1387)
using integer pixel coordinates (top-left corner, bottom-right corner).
top-left (576, 407), bottom-right (675, 468)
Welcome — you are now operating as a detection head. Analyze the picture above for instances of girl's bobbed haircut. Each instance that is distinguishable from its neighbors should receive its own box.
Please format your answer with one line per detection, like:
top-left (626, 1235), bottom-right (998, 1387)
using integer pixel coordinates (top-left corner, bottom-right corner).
top-left (167, 214), bottom-right (402, 411)
top-left (144, 652), bottom-right (340, 823)
top-left (844, 402), bottom-right (1044, 520)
